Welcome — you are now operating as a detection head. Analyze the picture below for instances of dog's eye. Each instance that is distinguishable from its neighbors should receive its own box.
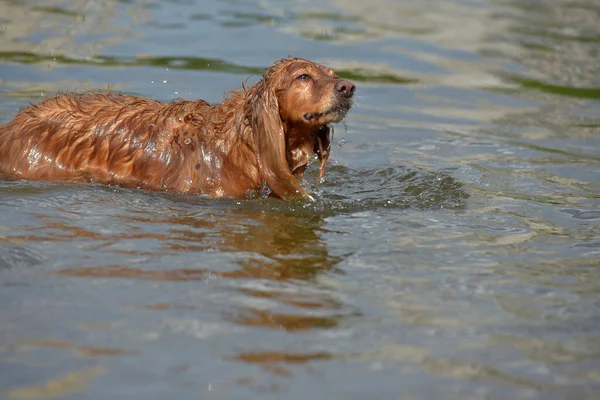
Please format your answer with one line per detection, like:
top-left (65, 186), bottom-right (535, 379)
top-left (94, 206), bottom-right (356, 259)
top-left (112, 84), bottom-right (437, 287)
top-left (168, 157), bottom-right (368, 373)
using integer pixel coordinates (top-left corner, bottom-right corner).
top-left (296, 74), bottom-right (312, 82)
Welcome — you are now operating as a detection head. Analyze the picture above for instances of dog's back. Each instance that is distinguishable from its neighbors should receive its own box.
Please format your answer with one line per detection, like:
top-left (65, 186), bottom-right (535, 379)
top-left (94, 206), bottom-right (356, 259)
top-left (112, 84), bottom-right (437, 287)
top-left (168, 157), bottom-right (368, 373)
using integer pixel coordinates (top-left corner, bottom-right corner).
top-left (0, 93), bottom-right (214, 192)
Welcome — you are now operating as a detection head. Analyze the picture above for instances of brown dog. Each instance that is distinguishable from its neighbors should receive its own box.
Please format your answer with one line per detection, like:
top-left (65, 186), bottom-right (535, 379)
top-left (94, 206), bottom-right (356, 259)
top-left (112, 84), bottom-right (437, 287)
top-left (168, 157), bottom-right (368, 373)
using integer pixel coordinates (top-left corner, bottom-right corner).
top-left (0, 58), bottom-right (355, 201)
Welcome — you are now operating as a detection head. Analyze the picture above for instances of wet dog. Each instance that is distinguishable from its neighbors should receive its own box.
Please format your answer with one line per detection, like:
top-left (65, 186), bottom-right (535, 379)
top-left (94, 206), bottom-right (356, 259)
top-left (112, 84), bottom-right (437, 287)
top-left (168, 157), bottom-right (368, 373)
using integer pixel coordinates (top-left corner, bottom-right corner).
top-left (0, 58), bottom-right (355, 201)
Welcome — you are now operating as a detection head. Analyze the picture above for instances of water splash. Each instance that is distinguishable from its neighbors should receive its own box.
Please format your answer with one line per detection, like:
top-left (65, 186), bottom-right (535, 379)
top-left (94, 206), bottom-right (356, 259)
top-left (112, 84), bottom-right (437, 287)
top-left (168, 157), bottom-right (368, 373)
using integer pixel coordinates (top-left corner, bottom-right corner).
top-left (311, 165), bottom-right (469, 212)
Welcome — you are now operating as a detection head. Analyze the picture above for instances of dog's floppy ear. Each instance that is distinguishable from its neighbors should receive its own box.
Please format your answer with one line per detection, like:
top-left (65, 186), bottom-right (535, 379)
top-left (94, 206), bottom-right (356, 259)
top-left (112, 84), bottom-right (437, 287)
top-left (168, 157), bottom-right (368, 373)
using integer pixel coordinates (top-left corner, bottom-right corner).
top-left (250, 81), bottom-right (313, 201)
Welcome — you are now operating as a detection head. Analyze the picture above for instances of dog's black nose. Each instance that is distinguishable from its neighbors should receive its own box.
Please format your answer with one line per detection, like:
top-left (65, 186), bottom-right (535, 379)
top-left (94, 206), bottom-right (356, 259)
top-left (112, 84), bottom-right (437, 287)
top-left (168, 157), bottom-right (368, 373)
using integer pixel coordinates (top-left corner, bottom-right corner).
top-left (335, 80), bottom-right (356, 98)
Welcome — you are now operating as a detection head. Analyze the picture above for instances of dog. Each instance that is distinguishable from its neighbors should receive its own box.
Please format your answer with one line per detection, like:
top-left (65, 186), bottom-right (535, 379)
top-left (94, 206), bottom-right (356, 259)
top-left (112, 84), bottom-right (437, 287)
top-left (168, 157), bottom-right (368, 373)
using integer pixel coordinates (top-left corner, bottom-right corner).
top-left (0, 58), bottom-right (355, 201)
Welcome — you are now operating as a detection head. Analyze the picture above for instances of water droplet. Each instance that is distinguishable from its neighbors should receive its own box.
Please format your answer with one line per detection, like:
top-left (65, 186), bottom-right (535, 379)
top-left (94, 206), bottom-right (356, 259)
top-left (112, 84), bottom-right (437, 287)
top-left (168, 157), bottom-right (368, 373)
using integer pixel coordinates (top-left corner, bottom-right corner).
top-left (173, 90), bottom-right (179, 95)
top-left (165, 68), bottom-right (169, 71)
top-left (185, 178), bottom-right (192, 185)
top-left (162, 78), bottom-right (167, 84)
top-left (150, 80), bottom-right (154, 84)
top-left (183, 138), bottom-right (191, 145)
top-left (40, 92), bottom-right (45, 97)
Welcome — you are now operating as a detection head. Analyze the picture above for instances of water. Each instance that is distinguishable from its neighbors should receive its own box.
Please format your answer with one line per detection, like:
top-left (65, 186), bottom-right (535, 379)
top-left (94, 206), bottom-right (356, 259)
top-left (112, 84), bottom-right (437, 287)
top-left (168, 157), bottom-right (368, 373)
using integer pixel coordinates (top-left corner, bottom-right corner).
top-left (1, 0), bottom-right (599, 398)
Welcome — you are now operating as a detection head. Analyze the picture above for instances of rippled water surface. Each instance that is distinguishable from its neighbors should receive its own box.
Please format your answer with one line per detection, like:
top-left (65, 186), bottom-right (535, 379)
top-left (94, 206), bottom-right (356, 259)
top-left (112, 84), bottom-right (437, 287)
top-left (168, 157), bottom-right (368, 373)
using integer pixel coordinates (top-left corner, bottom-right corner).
top-left (1, 0), bottom-right (599, 399)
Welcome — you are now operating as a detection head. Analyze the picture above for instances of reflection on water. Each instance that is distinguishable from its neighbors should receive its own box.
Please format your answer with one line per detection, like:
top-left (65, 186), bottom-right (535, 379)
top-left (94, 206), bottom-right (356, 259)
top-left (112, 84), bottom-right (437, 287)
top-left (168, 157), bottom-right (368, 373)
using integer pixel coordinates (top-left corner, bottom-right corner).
top-left (1, 0), bottom-right (599, 398)
top-left (6, 367), bottom-right (107, 399)
top-left (225, 351), bottom-right (333, 379)
top-left (47, 199), bottom-right (343, 281)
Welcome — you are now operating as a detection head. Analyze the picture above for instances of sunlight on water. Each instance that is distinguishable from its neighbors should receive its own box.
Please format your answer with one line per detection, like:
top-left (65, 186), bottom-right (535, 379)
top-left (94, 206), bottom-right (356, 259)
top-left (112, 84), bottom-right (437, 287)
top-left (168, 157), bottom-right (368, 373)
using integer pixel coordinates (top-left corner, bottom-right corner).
top-left (1, 0), bottom-right (599, 399)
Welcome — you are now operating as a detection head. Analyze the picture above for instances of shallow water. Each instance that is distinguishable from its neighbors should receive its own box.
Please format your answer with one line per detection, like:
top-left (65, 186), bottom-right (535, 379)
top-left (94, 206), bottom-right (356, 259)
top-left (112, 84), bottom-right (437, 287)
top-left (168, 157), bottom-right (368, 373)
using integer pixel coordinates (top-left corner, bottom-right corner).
top-left (1, 0), bottom-right (599, 399)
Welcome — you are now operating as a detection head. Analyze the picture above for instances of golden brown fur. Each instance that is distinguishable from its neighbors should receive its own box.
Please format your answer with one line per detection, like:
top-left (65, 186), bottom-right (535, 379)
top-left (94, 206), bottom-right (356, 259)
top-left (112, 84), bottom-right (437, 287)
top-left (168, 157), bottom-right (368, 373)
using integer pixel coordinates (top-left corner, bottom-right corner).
top-left (0, 58), bottom-right (355, 201)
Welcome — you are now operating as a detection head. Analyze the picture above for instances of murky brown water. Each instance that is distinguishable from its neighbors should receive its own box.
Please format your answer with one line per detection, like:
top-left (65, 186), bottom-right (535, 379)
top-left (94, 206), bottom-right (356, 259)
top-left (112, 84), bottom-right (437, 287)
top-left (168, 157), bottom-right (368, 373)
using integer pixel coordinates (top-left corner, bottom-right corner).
top-left (1, 0), bottom-right (599, 399)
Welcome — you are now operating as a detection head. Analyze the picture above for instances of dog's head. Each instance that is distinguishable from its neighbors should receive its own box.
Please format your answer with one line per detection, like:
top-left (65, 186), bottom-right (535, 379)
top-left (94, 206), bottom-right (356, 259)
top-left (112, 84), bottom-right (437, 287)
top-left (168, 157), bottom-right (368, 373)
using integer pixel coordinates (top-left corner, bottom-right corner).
top-left (248, 58), bottom-right (355, 201)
